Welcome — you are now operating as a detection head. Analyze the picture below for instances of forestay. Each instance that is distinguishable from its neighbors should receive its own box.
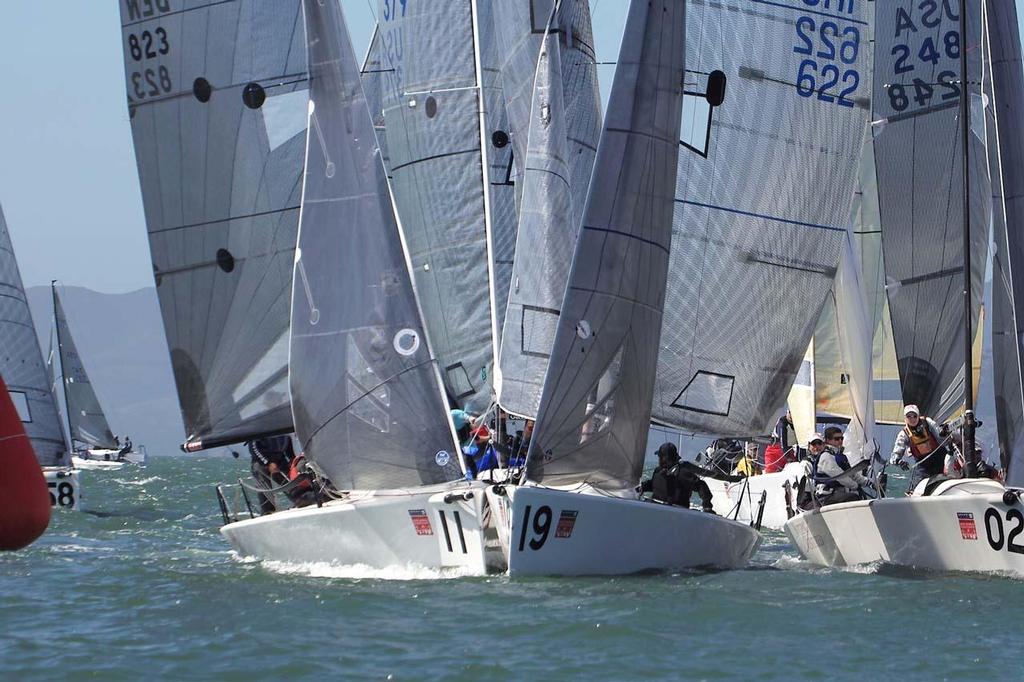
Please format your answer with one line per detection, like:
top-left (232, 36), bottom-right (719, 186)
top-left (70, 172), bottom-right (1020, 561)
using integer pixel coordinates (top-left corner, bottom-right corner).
top-left (873, 0), bottom-right (990, 421)
top-left (652, 0), bottom-right (870, 436)
top-left (0, 206), bottom-right (68, 467)
top-left (987, 0), bottom-right (1024, 488)
top-left (52, 287), bottom-right (118, 450)
top-left (119, 0), bottom-right (307, 449)
top-left (497, 16), bottom-right (575, 420)
top-left (375, 0), bottom-right (498, 413)
top-left (526, 0), bottom-right (686, 492)
top-left (290, 0), bottom-right (460, 490)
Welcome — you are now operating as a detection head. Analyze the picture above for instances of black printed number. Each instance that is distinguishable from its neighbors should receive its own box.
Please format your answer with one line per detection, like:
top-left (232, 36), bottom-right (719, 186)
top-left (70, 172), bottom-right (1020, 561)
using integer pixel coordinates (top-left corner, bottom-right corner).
top-left (47, 481), bottom-right (75, 508)
top-left (517, 504), bottom-right (553, 552)
top-left (131, 65), bottom-right (172, 99)
top-left (127, 27), bottom-right (169, 62)
top-left (985, 507), bottom-right (1024, 554)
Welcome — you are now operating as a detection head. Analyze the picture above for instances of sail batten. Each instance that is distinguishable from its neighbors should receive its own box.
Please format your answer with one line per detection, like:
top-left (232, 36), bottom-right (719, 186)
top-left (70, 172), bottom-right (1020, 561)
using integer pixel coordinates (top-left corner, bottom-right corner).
top-left (119, 0), bottom-right (308, 448)
top-left (290, 0), bottom-right (461, 491)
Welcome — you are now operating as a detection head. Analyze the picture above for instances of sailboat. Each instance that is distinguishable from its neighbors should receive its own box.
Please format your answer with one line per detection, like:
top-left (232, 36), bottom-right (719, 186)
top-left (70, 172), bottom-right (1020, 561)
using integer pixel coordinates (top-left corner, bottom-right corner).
top-left (482, 0), bottom-right (761, 576)
top-left (218, 0), bottom-right (497, 574)
top-left (50, 283), bottom-right (144, 469)
top-left (785, 0), bottom-right (1024, 577)
top-left (0, 204), bottom-right (81, 510)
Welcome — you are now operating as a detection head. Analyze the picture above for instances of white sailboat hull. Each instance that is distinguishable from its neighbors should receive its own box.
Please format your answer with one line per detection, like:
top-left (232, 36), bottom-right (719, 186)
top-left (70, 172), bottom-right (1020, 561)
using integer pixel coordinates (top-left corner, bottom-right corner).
top-left (486, 485), bottom-right (762, 576)
top-left (43, 468), bottom-right (82, 511)
top-left (704, 462), bottom-right (807, 530)
top-left (785, 478), bottom-right (1024, 577)
top-left (220, 481), bottom-right (498, 575)
top-left (72, 448), bottom-right (145, 469)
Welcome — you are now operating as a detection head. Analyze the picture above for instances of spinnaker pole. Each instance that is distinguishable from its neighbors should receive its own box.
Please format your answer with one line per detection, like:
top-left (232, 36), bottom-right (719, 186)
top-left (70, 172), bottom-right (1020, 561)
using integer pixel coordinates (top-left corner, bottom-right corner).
top-left (960, 2), bottom-right (977, 477)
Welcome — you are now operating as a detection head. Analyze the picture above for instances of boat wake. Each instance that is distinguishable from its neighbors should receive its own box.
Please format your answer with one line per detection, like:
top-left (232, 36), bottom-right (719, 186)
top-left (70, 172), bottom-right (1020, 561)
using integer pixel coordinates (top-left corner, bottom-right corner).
top-left (258, 559), bottom-right (477, 582)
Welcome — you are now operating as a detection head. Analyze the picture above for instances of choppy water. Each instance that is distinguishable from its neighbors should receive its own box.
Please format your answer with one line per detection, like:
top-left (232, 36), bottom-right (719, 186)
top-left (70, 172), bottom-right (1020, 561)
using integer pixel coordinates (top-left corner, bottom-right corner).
top-left (2, 456), bottom-right (1020, 681)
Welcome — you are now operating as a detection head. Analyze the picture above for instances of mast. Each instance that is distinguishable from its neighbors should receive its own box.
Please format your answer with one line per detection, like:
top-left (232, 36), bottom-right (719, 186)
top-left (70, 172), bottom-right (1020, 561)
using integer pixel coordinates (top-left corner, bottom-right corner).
top-left (960, 2), bottom-right (977, 476)
top-left (51, 280), bottom-right (74, 454)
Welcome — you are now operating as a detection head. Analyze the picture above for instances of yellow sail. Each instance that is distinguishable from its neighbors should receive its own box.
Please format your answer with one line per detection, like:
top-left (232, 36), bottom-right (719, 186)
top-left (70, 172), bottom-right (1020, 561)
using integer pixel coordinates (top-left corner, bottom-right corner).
top-left (787, 339), bottom-right (816, 445)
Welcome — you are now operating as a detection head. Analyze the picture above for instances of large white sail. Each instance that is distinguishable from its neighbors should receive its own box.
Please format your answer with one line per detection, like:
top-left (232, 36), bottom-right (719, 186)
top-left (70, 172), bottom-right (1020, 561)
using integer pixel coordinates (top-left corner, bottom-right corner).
top-left (0, 205), bottom-right (68, 467)
top-left (497, 18), bottom-right (575, 420)
top-left (652, 0), bottom-right (870, 437)
top-left (526, 0), bottom-right (686, 493)
top-left (118, 0), bottom-right (308, 449)
top-left (290, 0), bottom-right (461, 490)
top-left (873, 0), bottom-right (990, 422)
top-left (987, 0), bottom-right (1024, 487)
top-left (375, 0), bottom-right (500, 413)
top-left (52, 286), bottom-right (118, 450)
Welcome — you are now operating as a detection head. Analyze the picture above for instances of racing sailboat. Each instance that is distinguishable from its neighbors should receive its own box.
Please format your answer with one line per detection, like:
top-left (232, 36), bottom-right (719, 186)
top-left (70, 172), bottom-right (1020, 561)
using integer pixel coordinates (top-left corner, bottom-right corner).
top-left (219, 0), bottom-right (497, 574)
top-left (50, 283), bottom-right (144, 468)
top-left (485, 0), bottom-right (761, 576)
top-left (0, 204), bottom-right (80, 510)
top-left (785, 0), bottom-right (1024, 577)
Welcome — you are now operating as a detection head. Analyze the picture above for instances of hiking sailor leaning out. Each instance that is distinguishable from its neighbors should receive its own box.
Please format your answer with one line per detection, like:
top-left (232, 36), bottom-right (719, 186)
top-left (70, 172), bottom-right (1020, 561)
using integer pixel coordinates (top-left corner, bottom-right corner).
top-left (801, 428), bottom-right (870, 509)
top-left (889, 404), bottom-right (945, 493)
top-left (640, 443), bottom-right (715, 513)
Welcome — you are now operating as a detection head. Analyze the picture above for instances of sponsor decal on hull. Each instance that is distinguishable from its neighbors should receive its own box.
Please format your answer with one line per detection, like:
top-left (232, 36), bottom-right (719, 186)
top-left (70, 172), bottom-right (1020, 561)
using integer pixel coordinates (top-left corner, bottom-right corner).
top-left (555, 510), bottom-right (578, 538)
top-left (958, 512), bottom-right (977, 540)
top-left (409, 509), bottom-right (433, 536)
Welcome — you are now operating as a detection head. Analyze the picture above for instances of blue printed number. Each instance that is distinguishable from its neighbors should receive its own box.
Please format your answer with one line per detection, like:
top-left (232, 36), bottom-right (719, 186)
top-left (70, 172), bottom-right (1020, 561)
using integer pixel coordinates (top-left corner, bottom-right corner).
top-left (382, 0), bottom-right (408, 21)
top-left (793, 15), bottom-right (859, 107)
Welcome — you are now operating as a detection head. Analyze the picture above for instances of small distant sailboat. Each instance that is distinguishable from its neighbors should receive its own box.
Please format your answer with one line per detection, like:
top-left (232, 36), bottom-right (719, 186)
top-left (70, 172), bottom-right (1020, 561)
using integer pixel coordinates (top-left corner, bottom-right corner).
top-left (50, 283), bottom-right (144, 469)
top-left (0, 204), bottom-right (81, 510)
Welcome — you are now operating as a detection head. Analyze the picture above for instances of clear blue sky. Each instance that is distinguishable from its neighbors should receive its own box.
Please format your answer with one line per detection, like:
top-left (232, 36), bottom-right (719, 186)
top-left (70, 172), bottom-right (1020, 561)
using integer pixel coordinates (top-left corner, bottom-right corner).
top-left (0, 1), bottom-right (627, 294)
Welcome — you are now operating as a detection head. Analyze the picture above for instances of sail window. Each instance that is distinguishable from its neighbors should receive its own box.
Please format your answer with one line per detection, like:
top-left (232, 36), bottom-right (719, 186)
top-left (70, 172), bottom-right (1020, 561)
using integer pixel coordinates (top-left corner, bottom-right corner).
top-left (216, 248), bottom-right (235, 273)
top-left (671, 371), bottom-right (734, 417)
top-left (521, 306), bottom-right (559, 358)
top-left (242, 82), bottom-right (266, 109)
top-left (444, 363), bottom-right (476, 400)
top-left (492, 130), bottom-right (509, 148)
top-left (8, 391), bottom-right (30, 423)
top-left (193, 77), bottom-right (212, 103)
top-left (425, 96), bottom-right (438, 118)
top-left (680, 92), bottom-right (712, 158)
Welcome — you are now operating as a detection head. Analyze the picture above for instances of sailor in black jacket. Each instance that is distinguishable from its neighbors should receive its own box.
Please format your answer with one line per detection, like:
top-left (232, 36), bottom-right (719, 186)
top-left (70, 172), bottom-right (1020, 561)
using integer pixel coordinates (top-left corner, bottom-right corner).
top-left (640, 442), bottom-right (715, 512)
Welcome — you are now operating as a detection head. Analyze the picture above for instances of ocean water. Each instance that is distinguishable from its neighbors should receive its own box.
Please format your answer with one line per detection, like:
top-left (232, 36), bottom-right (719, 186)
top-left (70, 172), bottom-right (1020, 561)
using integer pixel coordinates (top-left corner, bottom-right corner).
top-left (1, 456), bottom-right (1020, 681)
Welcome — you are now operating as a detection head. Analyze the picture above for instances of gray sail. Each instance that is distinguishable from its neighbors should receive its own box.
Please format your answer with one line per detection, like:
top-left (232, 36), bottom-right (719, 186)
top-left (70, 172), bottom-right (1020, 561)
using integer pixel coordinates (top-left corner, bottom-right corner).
top-left (0, 206), bottom-right (68, 467)
top-left (987, 0), bottom-right (1024, 487)
top-left (375, 0), bottom-right (497, 413)
top-left (119, 1), bottom-right (308, 449)
top-left (873, 0), bottom-right (990, 421)
top-left (498, 23), bottom-right (575, 419)
top-left (360, 24), bottom-right (390, 171)
top-left (53, 288), bottom-right (118, 449)
top-left (526, 0), bottom-right (686, 492)
top-left (652, 0), bottom-right (870, 436)
top-left (493, 0), bottom-right (602, 231)
top-left (291, 0), bottom-right (460, 490)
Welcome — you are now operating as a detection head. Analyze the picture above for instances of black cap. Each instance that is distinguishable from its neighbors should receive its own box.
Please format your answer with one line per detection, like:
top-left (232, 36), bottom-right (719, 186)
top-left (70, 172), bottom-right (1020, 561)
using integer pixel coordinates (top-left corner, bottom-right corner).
top-left (656, 442), bottom-right (680, 461)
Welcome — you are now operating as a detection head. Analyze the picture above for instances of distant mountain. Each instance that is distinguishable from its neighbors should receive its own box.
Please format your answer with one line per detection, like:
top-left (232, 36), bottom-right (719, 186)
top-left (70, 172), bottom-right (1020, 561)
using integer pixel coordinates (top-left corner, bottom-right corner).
top-left (26, 285), bottom-right (185, 456)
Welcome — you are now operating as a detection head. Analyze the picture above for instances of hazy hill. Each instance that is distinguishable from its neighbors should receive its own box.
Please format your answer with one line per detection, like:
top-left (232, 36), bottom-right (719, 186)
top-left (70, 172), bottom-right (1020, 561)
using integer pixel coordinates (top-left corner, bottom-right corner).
top-left (27, 285), bottom-right (185, 455)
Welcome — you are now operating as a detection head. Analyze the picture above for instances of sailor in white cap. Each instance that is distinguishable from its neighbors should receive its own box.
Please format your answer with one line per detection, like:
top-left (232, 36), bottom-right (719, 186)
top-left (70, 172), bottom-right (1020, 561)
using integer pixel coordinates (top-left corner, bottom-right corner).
top-left (889, 404), bottom-right (945, 493)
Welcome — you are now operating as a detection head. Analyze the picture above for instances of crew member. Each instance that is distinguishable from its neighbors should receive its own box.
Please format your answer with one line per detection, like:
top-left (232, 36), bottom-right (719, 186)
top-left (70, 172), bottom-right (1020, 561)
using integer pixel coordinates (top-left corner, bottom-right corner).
top-left (248, 435), bottom-right (296, 513)
top-left (889, 404), bottom-right (945, 493)
top-left (640, 442), bottom-right (715, 513)
top-left (816, 426), bottom-right (870, 504)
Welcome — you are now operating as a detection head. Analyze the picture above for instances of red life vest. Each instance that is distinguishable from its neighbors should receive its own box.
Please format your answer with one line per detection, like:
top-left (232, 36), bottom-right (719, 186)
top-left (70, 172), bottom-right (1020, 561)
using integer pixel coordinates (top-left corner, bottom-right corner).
top-left (904, 422), bottom-right (940, 461)
top-left (288, 456), bottom-right (312, 492)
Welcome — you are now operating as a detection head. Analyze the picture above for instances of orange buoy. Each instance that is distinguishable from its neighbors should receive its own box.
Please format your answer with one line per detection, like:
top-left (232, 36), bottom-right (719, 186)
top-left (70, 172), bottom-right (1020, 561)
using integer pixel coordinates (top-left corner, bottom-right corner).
top-left (0, 374), bottom-right (51, 550)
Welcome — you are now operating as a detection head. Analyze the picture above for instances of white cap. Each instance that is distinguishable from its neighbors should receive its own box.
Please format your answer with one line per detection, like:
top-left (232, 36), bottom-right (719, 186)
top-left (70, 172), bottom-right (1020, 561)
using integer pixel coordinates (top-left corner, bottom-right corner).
top-left (904, 404), bottom-right (920, 416)
top-left (809, 433), bottom-right (825, 445)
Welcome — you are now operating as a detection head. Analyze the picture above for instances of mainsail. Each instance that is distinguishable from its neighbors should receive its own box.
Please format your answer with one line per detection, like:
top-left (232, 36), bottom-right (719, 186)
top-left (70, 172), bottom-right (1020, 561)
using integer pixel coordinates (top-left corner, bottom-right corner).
top-left (497, 16), bottom-right (575, 420)
top-left (0, 206), bottom-right (68, 467)
top-left (526, 0), bottom-right (686, 492)
top-left (290, 0), bottom-right (460, 490)
top-left (375, 0), bottom-right (499, 413)
top-left (119, 0), bottom-right (308, 449)
top-left (873, 0), bottom-right (990, 421)
top-left (652, 0), bottom-right (870, 436)
top-left (52, 286), bottom-right (118, 450)
top-left (986, 0), bottom-right (1024, 487)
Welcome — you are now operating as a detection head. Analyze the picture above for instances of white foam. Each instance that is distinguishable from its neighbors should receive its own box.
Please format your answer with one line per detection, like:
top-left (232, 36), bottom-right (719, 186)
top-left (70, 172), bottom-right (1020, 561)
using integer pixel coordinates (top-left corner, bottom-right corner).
top-left (258, 559), bottom-right (476, 581)
top-left (118, 476), bottom-right (163, 486)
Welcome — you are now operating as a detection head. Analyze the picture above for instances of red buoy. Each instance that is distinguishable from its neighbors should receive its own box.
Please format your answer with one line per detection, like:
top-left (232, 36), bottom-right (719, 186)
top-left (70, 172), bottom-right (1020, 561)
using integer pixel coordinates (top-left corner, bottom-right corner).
top-left (0, 374), bottom-right (51, 550)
